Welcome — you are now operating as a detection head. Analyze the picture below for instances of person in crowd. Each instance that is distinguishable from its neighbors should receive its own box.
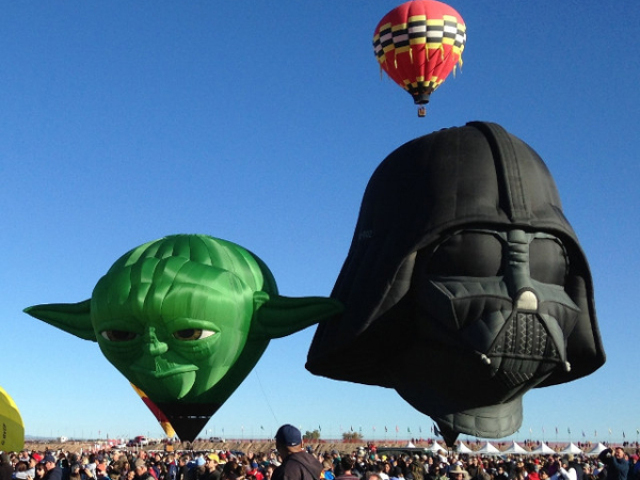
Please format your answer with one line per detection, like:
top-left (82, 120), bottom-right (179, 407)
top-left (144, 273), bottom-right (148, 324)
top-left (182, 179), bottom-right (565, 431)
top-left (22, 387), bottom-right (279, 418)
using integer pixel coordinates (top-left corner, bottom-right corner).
top-left (97, 463), bottom-right (112, 480)
top-left (43, 454), bottom-right (63, 480)
top-left (132, 460), bottom-right (154, 480)
top-left (598, 448), bottom-right (628, 480)
top-left (272, 424), bottom-right (322, 480)
top-left (336, 457), bottom-right (360, 480)
top-left (447, 465), bottom-right (469, 480)
top-left (200, 455), bottom-right (221, 480)
top-left (35, 461), bottom-right (49, 480)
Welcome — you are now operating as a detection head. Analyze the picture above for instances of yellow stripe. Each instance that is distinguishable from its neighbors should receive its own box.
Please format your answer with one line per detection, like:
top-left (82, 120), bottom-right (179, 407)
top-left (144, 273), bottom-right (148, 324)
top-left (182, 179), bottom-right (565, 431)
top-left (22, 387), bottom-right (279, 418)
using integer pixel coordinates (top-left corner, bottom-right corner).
top-left (391, 22), bottom-right (408, 32)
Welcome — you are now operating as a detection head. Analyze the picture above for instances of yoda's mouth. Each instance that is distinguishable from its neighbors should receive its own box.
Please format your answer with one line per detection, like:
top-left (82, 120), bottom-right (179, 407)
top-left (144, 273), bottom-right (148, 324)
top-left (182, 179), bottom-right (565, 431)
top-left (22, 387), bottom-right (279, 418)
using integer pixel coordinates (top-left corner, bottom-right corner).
top-left (130, 359), bottom-right (199, 401)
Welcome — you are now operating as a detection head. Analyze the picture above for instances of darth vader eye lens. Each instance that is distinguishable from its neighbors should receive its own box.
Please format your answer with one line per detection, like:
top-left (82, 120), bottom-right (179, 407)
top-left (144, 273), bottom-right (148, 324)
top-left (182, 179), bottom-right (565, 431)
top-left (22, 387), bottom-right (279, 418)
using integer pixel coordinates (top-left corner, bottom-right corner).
top-left (101, 330), bottom-right (137, 342)
top-left (425, 232), bottom-right (503, 276)
top-left (529, 238), bottom-right (568, 285)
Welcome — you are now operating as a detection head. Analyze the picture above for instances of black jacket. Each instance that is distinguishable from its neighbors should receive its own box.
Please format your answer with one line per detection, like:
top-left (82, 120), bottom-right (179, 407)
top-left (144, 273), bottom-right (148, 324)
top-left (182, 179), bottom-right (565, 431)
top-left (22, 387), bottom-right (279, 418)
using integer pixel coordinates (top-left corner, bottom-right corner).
top-left (273, 452), bottom-right (322, 480)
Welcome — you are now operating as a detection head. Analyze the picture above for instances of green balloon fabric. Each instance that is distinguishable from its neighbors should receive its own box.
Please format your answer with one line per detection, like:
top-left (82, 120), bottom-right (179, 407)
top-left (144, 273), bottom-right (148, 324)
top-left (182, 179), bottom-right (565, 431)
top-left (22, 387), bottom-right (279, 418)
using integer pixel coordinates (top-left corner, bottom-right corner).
top-left (25, 234), bottom-right (342, 441)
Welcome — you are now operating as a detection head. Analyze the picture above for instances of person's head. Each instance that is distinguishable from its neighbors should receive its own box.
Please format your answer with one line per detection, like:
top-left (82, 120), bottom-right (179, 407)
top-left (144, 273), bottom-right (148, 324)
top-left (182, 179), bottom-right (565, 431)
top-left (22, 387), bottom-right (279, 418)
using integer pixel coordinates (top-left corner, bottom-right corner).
top-left (341, 457), bottom-right (355, 473)
top-left (369, 474), bottom-right (383, 480)
top-left (449, 465), bottom-right (468, 480)
top-left (275, 424), bottom-right (303, 457)
top-left (206, 456), bottom-right (218, 472)
top-left (43, 455), bottom-right (57, 471)
top-left (614, 448), bottom-right (625, 460)
top-left (97, 464), bottom-right (108, 478)
top-left (134, 459), bottom-right (147, 476)
top-left (35, 462), bottom-right (47, 477)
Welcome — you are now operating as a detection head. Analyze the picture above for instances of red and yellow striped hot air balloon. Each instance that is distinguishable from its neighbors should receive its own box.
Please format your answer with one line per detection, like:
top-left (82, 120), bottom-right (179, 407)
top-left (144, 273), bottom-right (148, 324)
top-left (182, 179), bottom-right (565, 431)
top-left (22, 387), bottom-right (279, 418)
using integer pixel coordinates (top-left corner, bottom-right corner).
top-left (131, 384), bottom-right (176, 438)
top-left (373, 0), bottom-right (466, 116)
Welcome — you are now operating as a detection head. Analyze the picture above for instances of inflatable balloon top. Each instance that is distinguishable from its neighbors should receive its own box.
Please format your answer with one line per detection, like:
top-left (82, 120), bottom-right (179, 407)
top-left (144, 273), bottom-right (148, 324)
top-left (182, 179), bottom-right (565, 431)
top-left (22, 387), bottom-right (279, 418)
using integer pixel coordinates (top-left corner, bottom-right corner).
top-left (0, 386), bottom-right (24, 453)
top-left (25, 234), bottom-right (342, 441)
top-left (306, 121), bottom-right (605, 446)
top-left (373, 0), bottom-right (466, 116)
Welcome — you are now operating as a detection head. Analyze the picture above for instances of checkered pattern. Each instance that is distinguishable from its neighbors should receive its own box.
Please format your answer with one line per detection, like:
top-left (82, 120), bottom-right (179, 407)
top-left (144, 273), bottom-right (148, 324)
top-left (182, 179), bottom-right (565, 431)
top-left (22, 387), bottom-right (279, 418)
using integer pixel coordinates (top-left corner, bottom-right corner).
top-left (373, 15), bottom-right (466, 62)
top-left (373, 7), bottom-right (466, 102)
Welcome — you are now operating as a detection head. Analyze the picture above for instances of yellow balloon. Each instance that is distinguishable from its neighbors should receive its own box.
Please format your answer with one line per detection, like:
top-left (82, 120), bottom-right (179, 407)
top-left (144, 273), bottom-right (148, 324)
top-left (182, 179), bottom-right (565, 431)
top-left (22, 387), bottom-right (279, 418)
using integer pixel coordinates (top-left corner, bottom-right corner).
top-left (0, 386), bottom-right (24, 452)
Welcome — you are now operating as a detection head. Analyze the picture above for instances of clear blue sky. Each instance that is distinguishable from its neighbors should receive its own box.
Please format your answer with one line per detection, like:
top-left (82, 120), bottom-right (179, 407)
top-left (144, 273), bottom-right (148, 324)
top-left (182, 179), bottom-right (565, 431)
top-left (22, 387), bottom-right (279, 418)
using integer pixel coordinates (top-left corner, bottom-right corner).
top-left (2, 1), bottom-right (638, 444)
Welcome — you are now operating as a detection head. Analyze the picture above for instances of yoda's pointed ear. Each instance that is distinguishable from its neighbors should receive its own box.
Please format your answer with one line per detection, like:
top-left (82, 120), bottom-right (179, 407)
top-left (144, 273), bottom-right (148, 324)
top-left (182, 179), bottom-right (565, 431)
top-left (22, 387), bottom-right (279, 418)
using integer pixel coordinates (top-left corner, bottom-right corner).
top-left (24, 300), bottom-right (97, 342)
top-left (252, 293), bottom-right (343, 340)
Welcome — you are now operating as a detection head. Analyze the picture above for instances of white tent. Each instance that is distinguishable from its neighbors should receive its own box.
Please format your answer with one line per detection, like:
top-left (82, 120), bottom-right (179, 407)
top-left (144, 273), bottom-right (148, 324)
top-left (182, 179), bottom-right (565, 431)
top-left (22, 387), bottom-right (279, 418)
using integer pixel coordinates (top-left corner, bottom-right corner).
top-left (560, 443), bottom-right (583, 454)
top-left (457, 442), bottom-right (474, 454)
top-left (588, 443), bottom-right (608, 455)
top-left (502, 441), bottom-right (528, 455)
top-left (427, 441), bottom-right (448, 453)
top-left (406, 441), bottom-right (417, 448)
top-left (530, 442), bottom-right (556, 455)
top-left (476, 442), bottom-right (501, 455)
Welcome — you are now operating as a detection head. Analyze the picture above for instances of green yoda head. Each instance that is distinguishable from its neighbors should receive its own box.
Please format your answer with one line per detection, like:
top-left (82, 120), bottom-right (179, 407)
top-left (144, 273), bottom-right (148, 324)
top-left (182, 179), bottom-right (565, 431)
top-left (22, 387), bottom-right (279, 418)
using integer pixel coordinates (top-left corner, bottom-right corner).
top-left (25, 234), bottom-right (342, 440)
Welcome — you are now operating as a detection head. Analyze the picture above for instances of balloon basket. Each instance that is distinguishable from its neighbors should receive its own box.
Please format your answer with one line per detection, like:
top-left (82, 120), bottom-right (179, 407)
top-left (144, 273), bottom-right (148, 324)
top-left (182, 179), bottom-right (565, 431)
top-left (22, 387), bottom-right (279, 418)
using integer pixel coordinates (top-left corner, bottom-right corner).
top-left (417, 106), bottom-right (427, 117)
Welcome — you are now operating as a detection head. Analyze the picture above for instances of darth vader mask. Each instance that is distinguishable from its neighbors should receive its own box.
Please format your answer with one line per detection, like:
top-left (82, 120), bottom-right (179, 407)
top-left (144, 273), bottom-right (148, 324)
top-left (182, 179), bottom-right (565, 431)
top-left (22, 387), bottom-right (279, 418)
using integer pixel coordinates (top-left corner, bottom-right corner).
top-left (306, 122), bottom-right (604, 443)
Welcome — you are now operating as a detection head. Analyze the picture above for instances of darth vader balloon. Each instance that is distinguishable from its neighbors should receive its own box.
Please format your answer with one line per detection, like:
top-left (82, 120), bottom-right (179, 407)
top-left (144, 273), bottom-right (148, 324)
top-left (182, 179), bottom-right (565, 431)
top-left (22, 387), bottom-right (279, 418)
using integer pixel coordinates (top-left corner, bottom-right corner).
top-left (306, 122), bottom-right (605, 445)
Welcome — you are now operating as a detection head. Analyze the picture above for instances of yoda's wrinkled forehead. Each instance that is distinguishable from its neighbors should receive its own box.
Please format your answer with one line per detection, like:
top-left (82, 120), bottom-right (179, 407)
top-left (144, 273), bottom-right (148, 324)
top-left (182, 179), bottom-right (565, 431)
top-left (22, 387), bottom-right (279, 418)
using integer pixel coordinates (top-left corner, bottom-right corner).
top-left (90, 234), bottom-right (276, 325)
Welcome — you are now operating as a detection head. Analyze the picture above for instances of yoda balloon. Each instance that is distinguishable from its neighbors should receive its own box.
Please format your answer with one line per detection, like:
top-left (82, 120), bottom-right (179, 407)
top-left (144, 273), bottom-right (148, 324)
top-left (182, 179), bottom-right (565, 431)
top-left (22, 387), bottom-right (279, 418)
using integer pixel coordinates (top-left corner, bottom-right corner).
top-left (25, 234), bottom-right (342, 441)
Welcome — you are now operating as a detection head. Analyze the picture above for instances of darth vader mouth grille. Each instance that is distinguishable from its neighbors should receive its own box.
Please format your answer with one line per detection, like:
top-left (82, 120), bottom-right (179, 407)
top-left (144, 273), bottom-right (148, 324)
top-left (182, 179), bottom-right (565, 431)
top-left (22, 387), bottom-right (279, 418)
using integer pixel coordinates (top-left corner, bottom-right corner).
top-left (488, 312), bottom-right (561, 388)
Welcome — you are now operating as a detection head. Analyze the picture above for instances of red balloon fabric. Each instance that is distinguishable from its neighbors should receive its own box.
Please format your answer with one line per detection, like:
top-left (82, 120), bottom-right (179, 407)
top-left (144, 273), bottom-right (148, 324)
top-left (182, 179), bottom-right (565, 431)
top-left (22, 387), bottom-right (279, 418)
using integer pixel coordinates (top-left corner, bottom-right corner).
top-left (373, 0), bottom-right (466, 105)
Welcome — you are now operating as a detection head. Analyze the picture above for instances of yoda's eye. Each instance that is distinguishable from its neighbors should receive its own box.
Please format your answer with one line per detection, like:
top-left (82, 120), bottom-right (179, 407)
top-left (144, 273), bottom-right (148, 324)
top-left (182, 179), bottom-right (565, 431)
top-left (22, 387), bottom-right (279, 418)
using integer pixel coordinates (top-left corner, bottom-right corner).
top-left (173, 329), bottom-right (216, 341)
top-left (101, 330), bottom-right (137, 342)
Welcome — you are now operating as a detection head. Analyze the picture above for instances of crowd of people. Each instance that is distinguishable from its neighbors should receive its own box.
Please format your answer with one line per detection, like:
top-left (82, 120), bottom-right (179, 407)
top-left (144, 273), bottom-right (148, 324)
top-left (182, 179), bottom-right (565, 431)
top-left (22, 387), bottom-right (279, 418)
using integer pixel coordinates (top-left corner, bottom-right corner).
top-left (1, 426), bottom-right (638, 480)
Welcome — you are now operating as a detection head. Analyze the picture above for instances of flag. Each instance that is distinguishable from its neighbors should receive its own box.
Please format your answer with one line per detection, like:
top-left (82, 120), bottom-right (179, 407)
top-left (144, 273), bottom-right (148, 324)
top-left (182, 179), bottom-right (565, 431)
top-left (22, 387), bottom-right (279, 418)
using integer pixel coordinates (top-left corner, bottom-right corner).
top-left (568, 428), bottom-right (571, 434)
top-left (434, 424), bottom-right (441, 436)
top-left (609, 428), bottom-right (612, 435)
top-left (555, 427), bottom-right (558, 434)
top-left (408, 427), bottom-right (411, 433)
top-left (395, 425), bottom-right (399, 433)
top-left (261, 425), bottom-right (264, 430)
top-left (350, 425), bottom-right (353, 432)
top-left (623, 431), bottom-right (626, 438)
top-left (385, 426), bottom-right (388, 433)
top-left (373, 426), bottom-right (376, 432)
top-left (319, 425), bottom-right (322, 432)
top-left (419, 427), bottom-right (422, 433)
top-left (582, 431), bottom-right (585, 437)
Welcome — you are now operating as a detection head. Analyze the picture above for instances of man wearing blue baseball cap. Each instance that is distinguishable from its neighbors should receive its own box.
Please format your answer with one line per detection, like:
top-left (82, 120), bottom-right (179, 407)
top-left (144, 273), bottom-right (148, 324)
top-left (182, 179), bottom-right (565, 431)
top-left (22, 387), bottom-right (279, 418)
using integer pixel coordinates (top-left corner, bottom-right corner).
top-left (272, 424), bottom-right (322, 480)
top-left (42, 454), bottom-right (62, 480)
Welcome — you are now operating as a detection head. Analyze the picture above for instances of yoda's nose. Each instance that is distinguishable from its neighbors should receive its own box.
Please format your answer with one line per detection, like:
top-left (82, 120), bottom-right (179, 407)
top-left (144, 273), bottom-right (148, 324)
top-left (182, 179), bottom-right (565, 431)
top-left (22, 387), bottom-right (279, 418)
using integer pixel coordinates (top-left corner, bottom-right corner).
top-left (144, 329), bottom-right (168, 356)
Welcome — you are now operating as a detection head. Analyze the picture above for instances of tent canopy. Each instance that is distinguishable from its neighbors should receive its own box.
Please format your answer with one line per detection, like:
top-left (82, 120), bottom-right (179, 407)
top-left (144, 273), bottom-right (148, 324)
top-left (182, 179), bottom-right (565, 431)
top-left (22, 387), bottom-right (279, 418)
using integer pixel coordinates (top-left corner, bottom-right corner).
top-left (502, 440), bottom-right (528, 454)
top-left (560, 443), bottom-right (584, 454)
top-left (476, 442), bottom-right (501, 454)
